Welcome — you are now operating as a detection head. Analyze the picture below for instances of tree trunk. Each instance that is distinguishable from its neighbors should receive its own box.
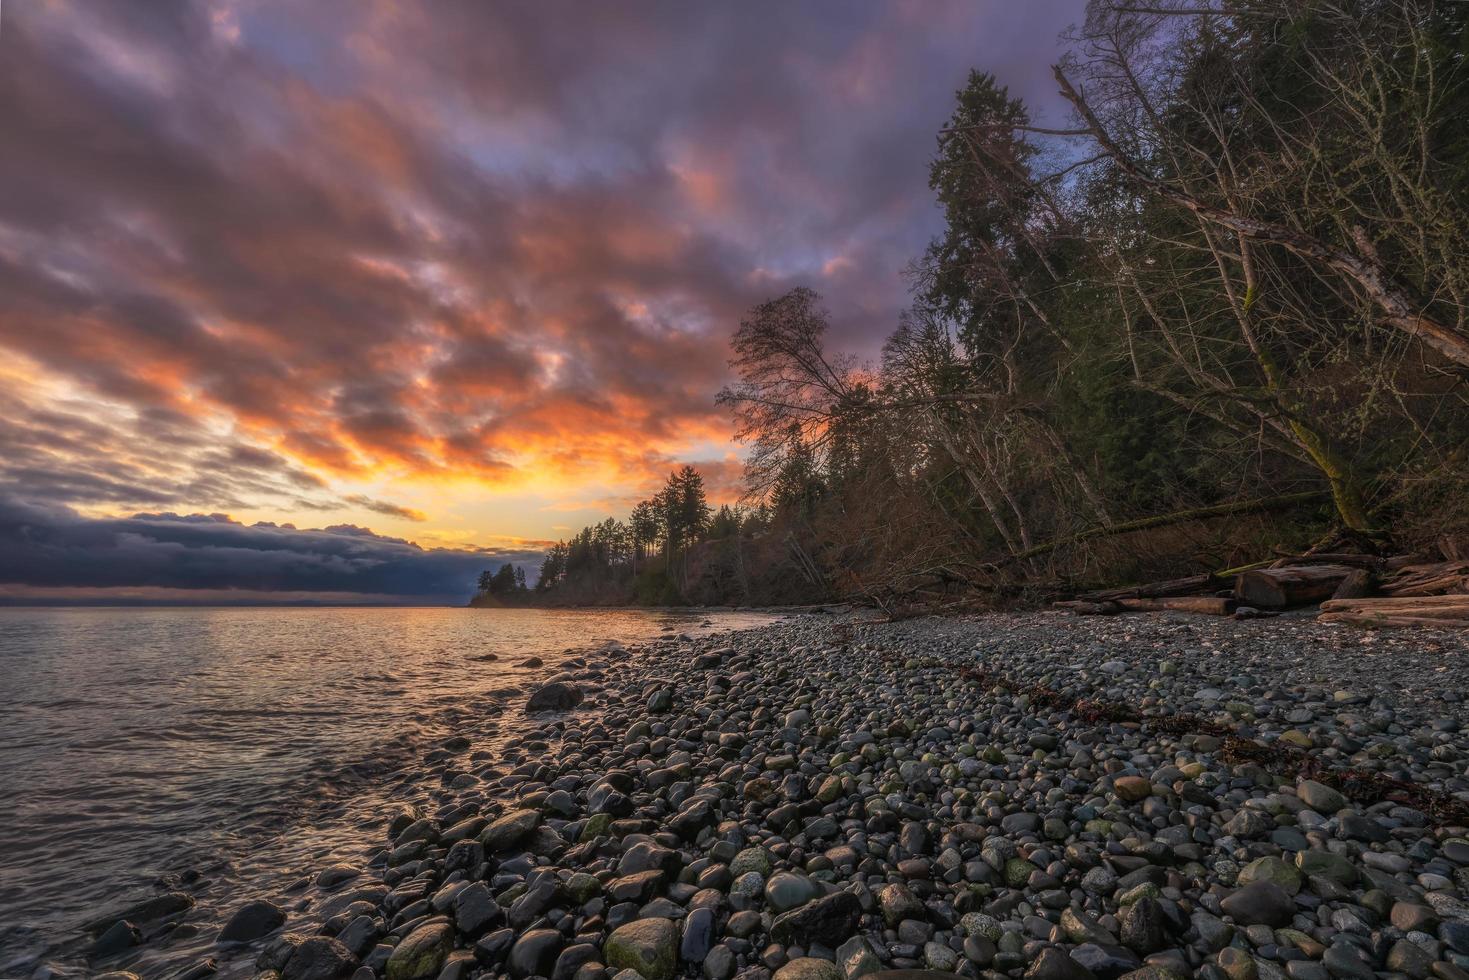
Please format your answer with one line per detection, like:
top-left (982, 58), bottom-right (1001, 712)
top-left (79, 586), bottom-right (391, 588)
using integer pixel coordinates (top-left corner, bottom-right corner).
top-left (1235, 564), bottom-right (1355, 609)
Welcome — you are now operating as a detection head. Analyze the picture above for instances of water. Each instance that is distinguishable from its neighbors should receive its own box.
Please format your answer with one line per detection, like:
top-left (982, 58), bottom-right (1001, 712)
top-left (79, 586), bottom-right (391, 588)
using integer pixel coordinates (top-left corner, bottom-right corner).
top-left (0, 605), bottom-right (778, 976)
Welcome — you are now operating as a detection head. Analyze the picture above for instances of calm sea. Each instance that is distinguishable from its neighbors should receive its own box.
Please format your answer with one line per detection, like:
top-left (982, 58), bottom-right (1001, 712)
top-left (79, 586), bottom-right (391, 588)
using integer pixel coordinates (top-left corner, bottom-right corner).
top-left (0, 606), bottom-right (777, 976)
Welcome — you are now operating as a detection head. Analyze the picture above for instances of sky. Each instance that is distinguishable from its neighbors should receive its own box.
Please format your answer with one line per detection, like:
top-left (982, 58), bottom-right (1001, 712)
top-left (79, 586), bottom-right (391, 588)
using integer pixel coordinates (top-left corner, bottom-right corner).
top-left (0, 0), bottom-right (1085, 604)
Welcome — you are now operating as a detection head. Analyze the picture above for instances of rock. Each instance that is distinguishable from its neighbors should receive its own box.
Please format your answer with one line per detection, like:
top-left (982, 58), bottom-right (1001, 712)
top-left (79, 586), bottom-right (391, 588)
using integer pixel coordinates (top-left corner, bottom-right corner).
top-left (1223, 810), bottom-right (1275, 839)
top-left (218, 900), bottom-right (287, 944)
top-left (607, 870), bottom-right (665, 903)
top-left (1190, 911), bottom-right (1233, 952)
top-left (1004, 857), bottom-right (1034, 887)
top-left (1294, 850), bottom-right (1357, 886)
top-left (526, 682), bottom-right (583, 712)
top-left (86, 892), bottom-right (196, 934)
top-left (257, 934), bottom-right (306, 972)
top-left (764, 872), bottom-right (821, 912)
top-left (680, 907), bottom-right (714, 963)
top-left (1295, 780), bottom-right (1347, 814)
top-left (619, 842), bottom-right (681, 876)
top-left (384, 923), bottom-right (451, 980)
top-left (1061, 908), bottom-right (1115, 945)
top-left (668, 798), bottom-right (715, 840)
top-left (1440, 920), bottom-right (1469, 956)
top-left (552, 944), bottom-right (599, 980)
top-left (771, 890), bottom-right (861, 946)
top-left (315, 865), bottom-right (359, 888)
top-left (1216, 948), bottom-right (1257, 980)
top-left (282, 937), bottom-right (357, 980)
top-left (1119, 896), bottom-right (1167, 953)
top-left (507, 929), bottom-right (564, 979)
top-left (1238, 856), bottom-right (1303, 896)
top-left (604, 918), bottom-right (678, 980)
top-left (877, 883), bottom-right (926, 926)
top-left (775, 959), bottom-right (844, 980)
top-left (1321, 942), bottom-right (1374, 980)
top-left (837, 936), bottom-right (881, 979)
top-left (1385, 940), bottom-right (1432, 979)
top-left (1221, 881), bottom-right (1295, 928)
top-left (959, 913), bottom-right (1001, 942)
top-left (1389, 902), bottom-right (1439, 933)
top-left (923, 942), bottom-right (958, 971)
top-left (336, 916), bottom-right (379, 958)
top-left (1114, 776), bottom-right (1153, 802)
top-left (480, 809), bottom-right (542, 852)
top-left (90, 920), bottom-right (141, 958)
top-left (1070, 943), bottom-right (1140, 977)
top-left (730, 847), bottom-right (772, 877)
top-left (453, 882), bottom-right (501, 936)
top-left (1024, 948), bottom-right (1097, 980)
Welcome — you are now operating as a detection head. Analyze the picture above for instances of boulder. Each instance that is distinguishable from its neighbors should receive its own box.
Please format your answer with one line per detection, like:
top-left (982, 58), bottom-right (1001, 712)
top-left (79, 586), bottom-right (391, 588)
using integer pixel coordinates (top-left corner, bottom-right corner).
top-left (218, 900), bottom-right (287, 944)
top-left (604, 917), bottom-right (678, 980)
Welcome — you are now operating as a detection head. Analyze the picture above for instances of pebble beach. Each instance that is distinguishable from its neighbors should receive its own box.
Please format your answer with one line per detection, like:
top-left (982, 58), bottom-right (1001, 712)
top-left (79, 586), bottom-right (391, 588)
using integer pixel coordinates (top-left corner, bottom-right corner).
top-left (71, 612), bottom-right (1469, 980)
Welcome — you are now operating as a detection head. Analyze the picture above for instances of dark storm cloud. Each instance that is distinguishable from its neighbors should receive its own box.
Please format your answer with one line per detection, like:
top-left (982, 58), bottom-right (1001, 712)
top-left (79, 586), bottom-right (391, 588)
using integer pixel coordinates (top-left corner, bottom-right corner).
top-left (0, 495), bottom-right (536, 603)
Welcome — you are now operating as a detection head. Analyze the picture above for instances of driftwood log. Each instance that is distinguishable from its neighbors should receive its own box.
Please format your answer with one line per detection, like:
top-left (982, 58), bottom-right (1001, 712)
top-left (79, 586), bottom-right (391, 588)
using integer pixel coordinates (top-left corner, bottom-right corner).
top-left (1116, 596), bottom-right (1237, 615)
top-left (1056, 594), bottom-right (1235, 616)
top-left (1234, 564), bottom-right (1354, 609)
top-left (1053, 600), bottom-right (1125, 616)
top-left (1077, 573), bottom-right (1222, 603)
top-left (1379, 561), bottom-right (1469, 597)
top-left (1319, 595), bottom-right (1469, 628)
top-left (1331, 568), bottom-right (1375, 600)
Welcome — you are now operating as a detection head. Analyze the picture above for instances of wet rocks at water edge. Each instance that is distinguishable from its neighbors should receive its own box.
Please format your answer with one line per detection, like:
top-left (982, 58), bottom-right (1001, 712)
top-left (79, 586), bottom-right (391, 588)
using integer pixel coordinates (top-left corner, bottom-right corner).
top-left (526, 682), bottom-right (585, 713)
top-left (133, 613), bottom-right (1469, 980)
top-left (219, 900), bottom-right (288, 943)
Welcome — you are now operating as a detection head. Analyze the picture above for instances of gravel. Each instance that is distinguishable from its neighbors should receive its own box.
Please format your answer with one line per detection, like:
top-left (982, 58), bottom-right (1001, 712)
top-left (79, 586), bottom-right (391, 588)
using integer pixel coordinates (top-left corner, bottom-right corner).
top-left (93, 612), bottom-right (1469, 980)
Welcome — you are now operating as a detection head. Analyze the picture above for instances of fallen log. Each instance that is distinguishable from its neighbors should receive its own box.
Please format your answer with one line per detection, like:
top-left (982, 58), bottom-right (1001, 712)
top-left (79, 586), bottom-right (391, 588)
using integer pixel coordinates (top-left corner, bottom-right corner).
top-left (1378, 560), bottom-right (1469, 597)
top-left (983, 490), bottom-right (1330, 571)
top-left (1234, 564), bottom-right (1354, 609)
top-left (1053, 600), bottom-right (1125, 616)
top-left (1116, 596), bottom-right (1237, 615)
top-left (1331, 568), bottom-right (1375, 601)
top-left (1077, 573), bottom-right (1222, 603)
top-left (1320, 595), bottom-right (1469, 614)
top-left (1273, 552), bottom-right (1384, 568)
top-left (1319, 612), bottom-right (1469, 629)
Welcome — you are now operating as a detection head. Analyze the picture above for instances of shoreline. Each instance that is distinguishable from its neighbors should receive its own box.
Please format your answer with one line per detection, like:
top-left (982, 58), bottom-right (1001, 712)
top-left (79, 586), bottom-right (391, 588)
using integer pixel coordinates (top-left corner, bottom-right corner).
top-left (70, 612), bottom-right (1469, 980)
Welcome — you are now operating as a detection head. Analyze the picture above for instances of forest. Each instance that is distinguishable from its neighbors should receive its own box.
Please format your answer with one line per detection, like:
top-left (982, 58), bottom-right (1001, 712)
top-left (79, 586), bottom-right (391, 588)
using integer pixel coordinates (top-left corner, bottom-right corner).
top-left (477, 0), bottom-right (1469, 611)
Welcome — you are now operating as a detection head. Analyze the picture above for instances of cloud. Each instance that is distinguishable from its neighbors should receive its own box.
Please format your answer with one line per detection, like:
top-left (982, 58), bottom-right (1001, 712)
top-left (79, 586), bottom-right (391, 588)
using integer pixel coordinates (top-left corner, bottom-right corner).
top-left (0, 1), bottom-right (1085, 595)
top-left (0, 495), bottom-right (538, 604)
top-left (344, 495), bottom-right (428, 522)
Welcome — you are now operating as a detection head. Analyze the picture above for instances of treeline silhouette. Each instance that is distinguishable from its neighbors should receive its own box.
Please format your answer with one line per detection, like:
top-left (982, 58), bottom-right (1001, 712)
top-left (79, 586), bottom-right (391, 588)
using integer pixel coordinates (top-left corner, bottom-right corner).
top-left (472, 464), bottom-right (828, 607)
